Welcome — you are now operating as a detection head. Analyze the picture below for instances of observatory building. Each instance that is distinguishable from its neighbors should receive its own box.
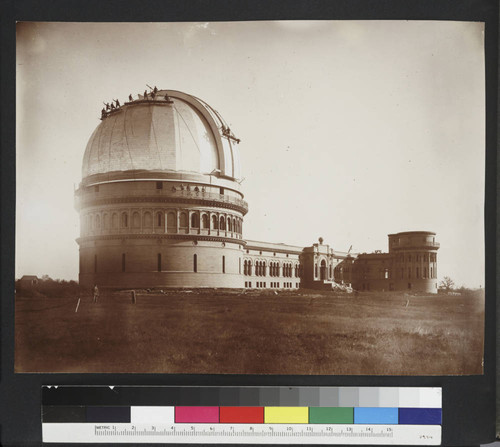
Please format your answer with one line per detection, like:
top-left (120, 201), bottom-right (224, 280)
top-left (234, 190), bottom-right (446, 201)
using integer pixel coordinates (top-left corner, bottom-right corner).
top-left (75, 89), bottom-right (439, 293)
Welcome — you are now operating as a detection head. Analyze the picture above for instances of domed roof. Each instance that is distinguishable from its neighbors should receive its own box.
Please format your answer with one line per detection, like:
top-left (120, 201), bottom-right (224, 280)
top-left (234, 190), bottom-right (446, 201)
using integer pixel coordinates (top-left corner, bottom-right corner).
top-left (82, 89), bottom-right (241, 182)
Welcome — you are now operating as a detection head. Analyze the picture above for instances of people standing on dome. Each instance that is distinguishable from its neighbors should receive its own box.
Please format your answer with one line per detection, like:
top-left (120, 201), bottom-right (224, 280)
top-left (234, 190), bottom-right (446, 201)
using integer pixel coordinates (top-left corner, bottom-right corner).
top-left (128, 94), bottom-right (133, 101)
top-left (143, 90), bottom-right (148, 99)
top-left (93, 285), bottom-right (99, 303)
top-left (153, 86), bottom-right (158, 94)
top-left (101, 108), bottom-right (106, 119)
top-left (115, 99), bottom-right (120, 108)
top-left (105, 102), bottom-right (110, 110)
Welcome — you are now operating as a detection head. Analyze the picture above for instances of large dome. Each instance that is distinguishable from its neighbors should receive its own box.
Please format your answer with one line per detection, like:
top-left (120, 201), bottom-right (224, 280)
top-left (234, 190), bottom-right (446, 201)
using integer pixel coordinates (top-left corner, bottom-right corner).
top-left (82, 90), bottom-right (241, 181)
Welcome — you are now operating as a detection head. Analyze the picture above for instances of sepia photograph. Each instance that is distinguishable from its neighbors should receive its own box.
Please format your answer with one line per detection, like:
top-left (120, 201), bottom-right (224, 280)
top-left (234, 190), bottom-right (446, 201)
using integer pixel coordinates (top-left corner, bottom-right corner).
top-left (15, 20), bottom-right (485, 375)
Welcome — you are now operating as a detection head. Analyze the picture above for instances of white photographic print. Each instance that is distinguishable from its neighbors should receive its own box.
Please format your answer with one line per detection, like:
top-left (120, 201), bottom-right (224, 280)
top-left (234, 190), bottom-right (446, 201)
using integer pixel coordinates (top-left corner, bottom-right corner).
top-left (15, 21), bottom-right (485, 374)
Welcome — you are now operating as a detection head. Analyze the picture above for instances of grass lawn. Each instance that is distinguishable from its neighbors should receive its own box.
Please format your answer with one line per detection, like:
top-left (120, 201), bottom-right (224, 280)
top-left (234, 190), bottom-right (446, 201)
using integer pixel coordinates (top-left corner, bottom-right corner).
top-left (15, 289), bottom-right (484, 375)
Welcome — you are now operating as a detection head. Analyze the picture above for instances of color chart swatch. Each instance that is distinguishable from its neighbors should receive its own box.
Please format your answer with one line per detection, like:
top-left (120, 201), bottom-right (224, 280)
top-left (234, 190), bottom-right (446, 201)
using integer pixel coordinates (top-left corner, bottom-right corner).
top-left (42, 386), bottom-right (442, 445)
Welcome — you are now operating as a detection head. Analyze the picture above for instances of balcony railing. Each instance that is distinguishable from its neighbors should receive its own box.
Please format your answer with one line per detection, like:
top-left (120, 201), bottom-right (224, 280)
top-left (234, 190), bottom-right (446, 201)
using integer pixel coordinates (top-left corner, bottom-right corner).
top-left (391, 241), bottom-right (440, 250)
top-left (75, 188), bottom-right (248, 213)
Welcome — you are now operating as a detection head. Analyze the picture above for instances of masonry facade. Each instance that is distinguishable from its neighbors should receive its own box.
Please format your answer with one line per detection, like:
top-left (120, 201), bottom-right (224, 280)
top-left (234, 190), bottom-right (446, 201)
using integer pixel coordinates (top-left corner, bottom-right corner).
top-left (76, 89), bottom-right (439, 293)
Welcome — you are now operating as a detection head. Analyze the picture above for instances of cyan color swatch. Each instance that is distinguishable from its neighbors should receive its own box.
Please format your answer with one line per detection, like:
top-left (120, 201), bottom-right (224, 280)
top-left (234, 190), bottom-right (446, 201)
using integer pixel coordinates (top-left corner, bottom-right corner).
top-left (354, 407), bottom-right (398, 424)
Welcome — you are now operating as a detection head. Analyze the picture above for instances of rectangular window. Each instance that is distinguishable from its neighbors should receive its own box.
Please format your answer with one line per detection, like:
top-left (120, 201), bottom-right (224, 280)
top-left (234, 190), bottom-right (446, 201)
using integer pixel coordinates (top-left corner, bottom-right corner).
top-left (156, 181), bottom-right (163, 189)
top-left (222, 256), bottom-right (225, 273)
top-left (219, 187), bottom-right (225, 195)
top-left (122, 253), bottom-right (126, 272)
top-left (157, 253), bottom-right (162, 272)
top-left (416, 267), bottom-right (419, 278)
top-left (194, 254), bottom-right (198, 273)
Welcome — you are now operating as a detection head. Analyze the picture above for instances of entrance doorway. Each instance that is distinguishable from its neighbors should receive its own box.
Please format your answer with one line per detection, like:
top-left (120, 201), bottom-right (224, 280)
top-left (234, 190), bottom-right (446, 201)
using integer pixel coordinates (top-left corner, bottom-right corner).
top-left (320, 260), bottom-right (327, 281)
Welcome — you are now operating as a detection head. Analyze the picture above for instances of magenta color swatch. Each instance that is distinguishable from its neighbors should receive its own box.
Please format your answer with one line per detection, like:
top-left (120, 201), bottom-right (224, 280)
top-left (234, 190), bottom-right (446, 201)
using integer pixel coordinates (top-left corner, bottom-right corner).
top-left (175, 406), bottom-right (219, 423)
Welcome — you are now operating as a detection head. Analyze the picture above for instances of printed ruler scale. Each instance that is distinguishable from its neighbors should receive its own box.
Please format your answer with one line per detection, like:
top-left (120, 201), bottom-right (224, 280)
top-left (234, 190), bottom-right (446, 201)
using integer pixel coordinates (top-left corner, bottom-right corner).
top-left (42, 386), bottom-right (442, 445)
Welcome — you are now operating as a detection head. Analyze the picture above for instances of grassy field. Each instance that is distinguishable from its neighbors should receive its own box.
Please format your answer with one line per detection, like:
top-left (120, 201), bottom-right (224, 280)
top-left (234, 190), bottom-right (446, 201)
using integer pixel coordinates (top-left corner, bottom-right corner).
top-left (15, 289), bottom-right (484, 375)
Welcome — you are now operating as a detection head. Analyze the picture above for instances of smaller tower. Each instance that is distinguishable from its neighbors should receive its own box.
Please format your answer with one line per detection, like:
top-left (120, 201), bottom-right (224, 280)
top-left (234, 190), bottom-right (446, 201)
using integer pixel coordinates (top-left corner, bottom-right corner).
top-left (388, 231), bottom-right (439, 293)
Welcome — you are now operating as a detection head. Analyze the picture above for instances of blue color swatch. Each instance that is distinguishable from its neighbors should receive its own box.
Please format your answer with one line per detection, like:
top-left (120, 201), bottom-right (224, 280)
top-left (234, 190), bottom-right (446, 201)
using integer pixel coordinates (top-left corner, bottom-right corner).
top-left (399, 408), bottom-right (442, 425)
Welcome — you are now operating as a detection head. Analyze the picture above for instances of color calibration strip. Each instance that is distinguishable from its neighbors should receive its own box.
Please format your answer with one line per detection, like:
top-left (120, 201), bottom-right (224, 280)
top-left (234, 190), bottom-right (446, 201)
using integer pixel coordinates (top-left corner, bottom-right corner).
top-left (43, 405), bottom-right (442, 425)
top-left (42, 387), bottom-right (441, 444)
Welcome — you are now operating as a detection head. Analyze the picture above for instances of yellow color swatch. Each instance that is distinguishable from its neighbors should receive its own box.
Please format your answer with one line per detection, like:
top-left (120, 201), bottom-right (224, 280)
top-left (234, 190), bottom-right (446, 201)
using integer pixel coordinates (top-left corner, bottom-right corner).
top-left (264, 407), bottom-right (309, 424)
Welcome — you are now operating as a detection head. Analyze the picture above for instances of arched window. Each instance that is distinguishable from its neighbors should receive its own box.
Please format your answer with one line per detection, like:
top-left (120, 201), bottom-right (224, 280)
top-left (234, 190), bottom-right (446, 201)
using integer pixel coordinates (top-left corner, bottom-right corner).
top-left (132, 212), bottom-right (141, 228)
top-left (220, 216), bottom-right (226, 230)
top-left (191, 213), bottom-right (200, 228)
top-left (89, 215), bottom-right (94, 230)
top-left (121, 212), bottom-right (128, 228)
top-left (193, 254), bottom-right (197, 273)
top-left (211, 215), bottom-right (218, 230)
top-left (244, 260), bottom-right (247, 276)
top-left (103, 213), bottom-right (109, 230)
top-left (156, 212), bottom-right (163, 227)
top-left (248, 261), bottom-right (252, 276)
top-left (143, 211), bottom-right (152, 227)
top-left (201, 214), bottom-right (209, 229)
top-left (180, 212), bottom-right (188, 228)
top-left (232, 218), bottom-right (236, 232)
top-left (167, 212), bottom-right (176, 232)
top-left (228, 218), bottom-right (233, 232)
top-left (263, 261), bottom-right (266, 276)
top-left (95, 215), bottom-right (100, 229)
top-left (112, 213), bottom-right (118, 229)
top-left (222, 256), bottom-right (225, 273)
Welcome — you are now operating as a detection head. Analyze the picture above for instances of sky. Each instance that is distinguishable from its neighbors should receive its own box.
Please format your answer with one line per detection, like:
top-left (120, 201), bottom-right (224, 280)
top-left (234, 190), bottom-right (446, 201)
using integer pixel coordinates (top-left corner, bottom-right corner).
top-left (16, 21), bottom-right (485, 287)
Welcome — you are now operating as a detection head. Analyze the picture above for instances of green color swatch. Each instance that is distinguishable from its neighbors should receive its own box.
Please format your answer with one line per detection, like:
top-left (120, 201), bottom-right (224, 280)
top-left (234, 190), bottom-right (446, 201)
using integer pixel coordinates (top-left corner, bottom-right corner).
top-left (309, 407), bottom-right (354, 424)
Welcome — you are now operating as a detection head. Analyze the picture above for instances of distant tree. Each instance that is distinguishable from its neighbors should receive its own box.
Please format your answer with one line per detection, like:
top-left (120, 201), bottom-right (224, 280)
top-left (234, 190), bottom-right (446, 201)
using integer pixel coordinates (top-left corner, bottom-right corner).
top-left (439, 276), bottom-right (455, 292)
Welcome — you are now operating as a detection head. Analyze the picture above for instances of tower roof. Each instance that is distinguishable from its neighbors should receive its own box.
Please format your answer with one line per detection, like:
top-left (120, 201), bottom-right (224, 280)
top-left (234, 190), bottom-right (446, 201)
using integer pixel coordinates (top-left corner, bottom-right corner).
top-left (81, 90), bottom-right (241, 184)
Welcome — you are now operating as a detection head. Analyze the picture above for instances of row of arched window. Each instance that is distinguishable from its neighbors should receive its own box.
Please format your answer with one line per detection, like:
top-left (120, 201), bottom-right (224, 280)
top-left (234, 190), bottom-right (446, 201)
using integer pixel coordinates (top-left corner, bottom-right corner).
top-left (243, 259), bottom-right (302, 277)
top-left (400, 266), bottom-right (436, 279)
top-left (82, 209), bottom-right (243, 236)
top-left (395, 253), bottom-right (438, 263)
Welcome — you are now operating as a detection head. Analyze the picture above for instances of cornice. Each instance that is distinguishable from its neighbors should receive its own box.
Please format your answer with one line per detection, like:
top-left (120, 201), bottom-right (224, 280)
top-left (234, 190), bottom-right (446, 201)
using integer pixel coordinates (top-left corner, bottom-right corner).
top-left (77, 233), bottom-right (247, 246)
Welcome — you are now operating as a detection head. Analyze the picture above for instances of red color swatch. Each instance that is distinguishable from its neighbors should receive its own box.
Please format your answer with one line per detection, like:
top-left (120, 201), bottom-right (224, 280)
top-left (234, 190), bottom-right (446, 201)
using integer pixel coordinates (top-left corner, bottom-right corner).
top-left (219, 407), bottom-right (264, 424)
